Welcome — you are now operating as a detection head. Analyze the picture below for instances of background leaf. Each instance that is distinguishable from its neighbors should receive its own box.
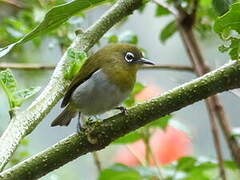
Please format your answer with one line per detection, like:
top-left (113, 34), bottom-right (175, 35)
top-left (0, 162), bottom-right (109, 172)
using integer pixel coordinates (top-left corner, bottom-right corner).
top-left (0, 0), bottom-right (107, 58)
top-left (160, 20), bottom-right (177, 43)
top-left (0, 69), bottom-right (40, 108)
top-left (13, 87), bottom-right (41, 107)
top-left (214, 3), bottom-right (240, 35)
top-left (146, 115), bottom-right (173, 130)
top-left (124, 82), bottom-right (145, 107)
top-left (0, 69), bottom-right (17, 107)
top-left (64, 48), bottom-right (88, 80)
top-left (155, 5), bottom-right (171, 17)
top-left (99, 164), bottom-right (141, 180)
top-left (119, 31), bottom-right (138, 45)
top-left (212, 0), bottom-right (233, 15)
top-left (112, 130), bottom-right (142, 144)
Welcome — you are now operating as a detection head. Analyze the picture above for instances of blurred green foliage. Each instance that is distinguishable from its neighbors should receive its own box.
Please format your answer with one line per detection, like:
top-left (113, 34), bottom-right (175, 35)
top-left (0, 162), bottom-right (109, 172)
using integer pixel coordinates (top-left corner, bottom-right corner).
top-left (99, 157), bottom-right (239, 180)
top-left (214, 3), bottom-right (240, 60)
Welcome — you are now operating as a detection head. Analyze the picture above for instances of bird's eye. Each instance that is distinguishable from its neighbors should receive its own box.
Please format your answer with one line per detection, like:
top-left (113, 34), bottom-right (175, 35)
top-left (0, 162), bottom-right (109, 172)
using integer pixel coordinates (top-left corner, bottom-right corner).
top-left (125, 52), bottom-right (134, 62)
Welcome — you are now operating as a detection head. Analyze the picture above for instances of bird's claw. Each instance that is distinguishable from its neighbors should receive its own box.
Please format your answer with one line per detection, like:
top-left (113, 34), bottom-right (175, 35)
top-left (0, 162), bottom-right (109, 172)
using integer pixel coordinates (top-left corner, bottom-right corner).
top-left (115, 106), bottom-right (128, 115)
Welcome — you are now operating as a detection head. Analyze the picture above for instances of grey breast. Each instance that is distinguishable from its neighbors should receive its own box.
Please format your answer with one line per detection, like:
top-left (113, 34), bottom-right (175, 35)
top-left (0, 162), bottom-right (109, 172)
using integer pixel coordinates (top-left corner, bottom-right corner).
top-left (71, 69), bottom-right (130, 115)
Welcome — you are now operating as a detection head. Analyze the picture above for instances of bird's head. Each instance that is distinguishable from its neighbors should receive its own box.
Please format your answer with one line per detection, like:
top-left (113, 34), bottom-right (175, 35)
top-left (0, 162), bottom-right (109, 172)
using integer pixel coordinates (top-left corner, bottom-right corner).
top-left (97, 43), bottom-right (155, 72)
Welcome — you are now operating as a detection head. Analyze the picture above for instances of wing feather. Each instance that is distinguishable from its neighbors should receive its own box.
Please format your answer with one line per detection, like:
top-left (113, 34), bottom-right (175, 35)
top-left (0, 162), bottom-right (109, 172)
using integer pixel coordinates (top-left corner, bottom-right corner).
top-left (61, 55), bottom-right (101, 107)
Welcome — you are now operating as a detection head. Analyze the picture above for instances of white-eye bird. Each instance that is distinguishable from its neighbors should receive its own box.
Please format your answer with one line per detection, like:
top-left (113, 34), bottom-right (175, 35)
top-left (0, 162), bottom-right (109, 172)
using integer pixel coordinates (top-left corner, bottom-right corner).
top-left (51, 43), bottom-right (154, 130)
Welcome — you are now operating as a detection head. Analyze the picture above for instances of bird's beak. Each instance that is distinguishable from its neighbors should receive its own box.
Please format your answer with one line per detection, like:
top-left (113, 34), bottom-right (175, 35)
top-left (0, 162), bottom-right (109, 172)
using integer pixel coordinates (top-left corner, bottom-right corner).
top-left (137, 58), bottom-right (155, 65)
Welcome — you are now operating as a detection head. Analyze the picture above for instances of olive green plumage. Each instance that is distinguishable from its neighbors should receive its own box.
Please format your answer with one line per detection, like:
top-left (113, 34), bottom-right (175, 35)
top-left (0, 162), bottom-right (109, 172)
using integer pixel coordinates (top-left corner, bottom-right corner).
top-left (51, 43), bottom-right (154, 128)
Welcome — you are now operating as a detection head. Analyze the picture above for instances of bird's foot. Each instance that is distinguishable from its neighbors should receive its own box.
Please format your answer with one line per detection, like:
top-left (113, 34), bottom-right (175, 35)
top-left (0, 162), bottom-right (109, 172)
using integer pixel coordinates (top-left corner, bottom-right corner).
top-left (77, 116), bottom-right (94, 133)
top-left (115, 106), bottom-right (128, 115)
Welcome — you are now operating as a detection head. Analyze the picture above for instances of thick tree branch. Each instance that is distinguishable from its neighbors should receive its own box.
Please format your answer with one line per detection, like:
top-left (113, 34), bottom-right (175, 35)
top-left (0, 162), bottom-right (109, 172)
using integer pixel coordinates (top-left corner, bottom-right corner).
top-left (1, 61), bottom-right (240, 180)
top-left (0, 0), bottom-right (143, 171)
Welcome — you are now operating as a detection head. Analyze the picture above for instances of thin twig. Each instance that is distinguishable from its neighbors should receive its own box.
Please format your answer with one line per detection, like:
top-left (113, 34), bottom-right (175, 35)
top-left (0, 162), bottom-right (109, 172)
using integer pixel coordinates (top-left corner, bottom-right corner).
top-left (178, 20), bottom-right (240, 167)
top-left (142, 64), bottom-right (194, 72)
top-left (126, 145), bottom-right (146, 166)
top-left (173, 0), bottom-right (236, 178)
top-left (0, 62), bottom-right (193, 72)
top-left (152, 0), bottom-right (178, 16)
top-left (0, 63), bottom-right (55, 70)
top-left (205, 99), bottom-right (227, 180)
top-left (92, 152), bottom-right (102, 173)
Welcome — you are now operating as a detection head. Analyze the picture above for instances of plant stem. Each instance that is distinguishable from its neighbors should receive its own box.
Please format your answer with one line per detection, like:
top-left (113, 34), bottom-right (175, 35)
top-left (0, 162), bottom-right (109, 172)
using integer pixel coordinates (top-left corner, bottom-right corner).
top-left (0, 63), bottom-right (55, 70)
top-left (92, 152), bottom-right (102, 173)
top-left (178, 14), bottom-right (240, 167)
top-left (205, 99), bottom-right (227, 180)
top-left (173, 1), bottom-right (235, 178)
top-left (0, 62), bottom-right (193, 72)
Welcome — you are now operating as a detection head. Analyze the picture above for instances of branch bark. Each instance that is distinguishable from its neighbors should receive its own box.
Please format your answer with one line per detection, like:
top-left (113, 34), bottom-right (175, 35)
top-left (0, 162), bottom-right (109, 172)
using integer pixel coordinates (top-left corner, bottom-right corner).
top-left (0, 0), bottom-right (143, 171)
top-left (1, 60), bottom-right (240, 179)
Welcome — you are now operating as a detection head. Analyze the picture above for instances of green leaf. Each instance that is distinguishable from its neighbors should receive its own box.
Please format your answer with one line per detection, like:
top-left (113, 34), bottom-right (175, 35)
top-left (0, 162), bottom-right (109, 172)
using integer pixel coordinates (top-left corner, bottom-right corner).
top-left (217, 37), bottom-right (240, 60)
top-left (13, 87), bottom-right (41, 107)
top-left (0, 69), bottom-right (41, 108)
top-left (113, 130), bottom-right (142, 144)
top-left (224, 160), bottom-right (238, 170)
top-left (146, 115), bottom-right (173, 130)
top-left (108, 35), bottom-right (119, 43)
top-left (64, 48), bottom-right (88, 79)
top-left (0, 69), bottom-right (17, 108)
top-left (119, 31), bottom-right (138, 45)
top-left (0, 69), bottom-right (17, 94)
top-left (99, 164), bottom-right (141, 180)
top-left (155, 5), bottom-right (170, 16)
top-left (176, 157), bottom-right (197, 172)
top-left (124, 82), bottom-right (145, 107)
top-left (160, 20), bottom-right (177, 43)
top-left (212, 0), bottom-right (233, 15)
top-left (0, 0), bottom-right (107, 58)
top-left (214, 3), bottom-right (240, 35)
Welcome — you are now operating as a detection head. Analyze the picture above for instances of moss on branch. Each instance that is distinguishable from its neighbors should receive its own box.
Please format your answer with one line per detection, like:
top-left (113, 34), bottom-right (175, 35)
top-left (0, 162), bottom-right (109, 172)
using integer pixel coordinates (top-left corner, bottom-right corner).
top-left (1, 61), bottom-right (240, 180)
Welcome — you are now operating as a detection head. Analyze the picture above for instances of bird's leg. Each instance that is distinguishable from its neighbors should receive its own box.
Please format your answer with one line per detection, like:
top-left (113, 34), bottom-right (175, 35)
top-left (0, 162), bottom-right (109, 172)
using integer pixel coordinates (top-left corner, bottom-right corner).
top-left (77, 112), bottom-right (85, 133)
top-left (115, 106), bottom-right (128, 115)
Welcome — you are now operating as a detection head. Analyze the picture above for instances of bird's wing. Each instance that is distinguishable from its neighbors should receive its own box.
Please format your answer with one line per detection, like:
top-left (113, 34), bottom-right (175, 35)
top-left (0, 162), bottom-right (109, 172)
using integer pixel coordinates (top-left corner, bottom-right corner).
top-left (61, 56), bottom-right (101, 108)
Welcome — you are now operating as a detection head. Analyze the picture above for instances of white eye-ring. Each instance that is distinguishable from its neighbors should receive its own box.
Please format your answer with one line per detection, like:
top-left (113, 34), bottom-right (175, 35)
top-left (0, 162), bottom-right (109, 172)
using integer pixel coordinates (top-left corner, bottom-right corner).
top-left (125, 52), bottom-right (134, 62)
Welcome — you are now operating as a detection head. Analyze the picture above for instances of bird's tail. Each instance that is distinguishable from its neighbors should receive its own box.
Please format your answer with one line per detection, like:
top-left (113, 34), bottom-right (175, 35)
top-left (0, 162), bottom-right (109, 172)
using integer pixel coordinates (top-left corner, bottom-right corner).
top-left (51, 104), bottom-right (77, 127)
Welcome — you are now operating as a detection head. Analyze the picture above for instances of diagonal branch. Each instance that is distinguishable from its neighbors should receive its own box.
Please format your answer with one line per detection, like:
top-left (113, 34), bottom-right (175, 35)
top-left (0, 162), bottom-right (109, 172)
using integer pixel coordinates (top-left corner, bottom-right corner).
top-left (0, 0), bottom-right (143, 171)
top-left (1, 60), bottom-right (240, 180)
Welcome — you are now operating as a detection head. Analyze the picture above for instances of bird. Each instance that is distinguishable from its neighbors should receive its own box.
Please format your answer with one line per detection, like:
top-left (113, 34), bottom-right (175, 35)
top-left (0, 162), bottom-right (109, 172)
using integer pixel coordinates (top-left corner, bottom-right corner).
top-left (51, 43), bottom-right (154, 131)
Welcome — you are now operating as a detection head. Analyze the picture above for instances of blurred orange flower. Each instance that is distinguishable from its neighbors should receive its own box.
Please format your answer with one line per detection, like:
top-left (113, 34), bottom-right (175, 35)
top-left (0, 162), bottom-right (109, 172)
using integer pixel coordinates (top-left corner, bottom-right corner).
top-left (114, 127), bottom-right (192, 166)
top-left (114, 85), bottom-right (192, 166)
top-left (135, 84), bottom-right (162, 101)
